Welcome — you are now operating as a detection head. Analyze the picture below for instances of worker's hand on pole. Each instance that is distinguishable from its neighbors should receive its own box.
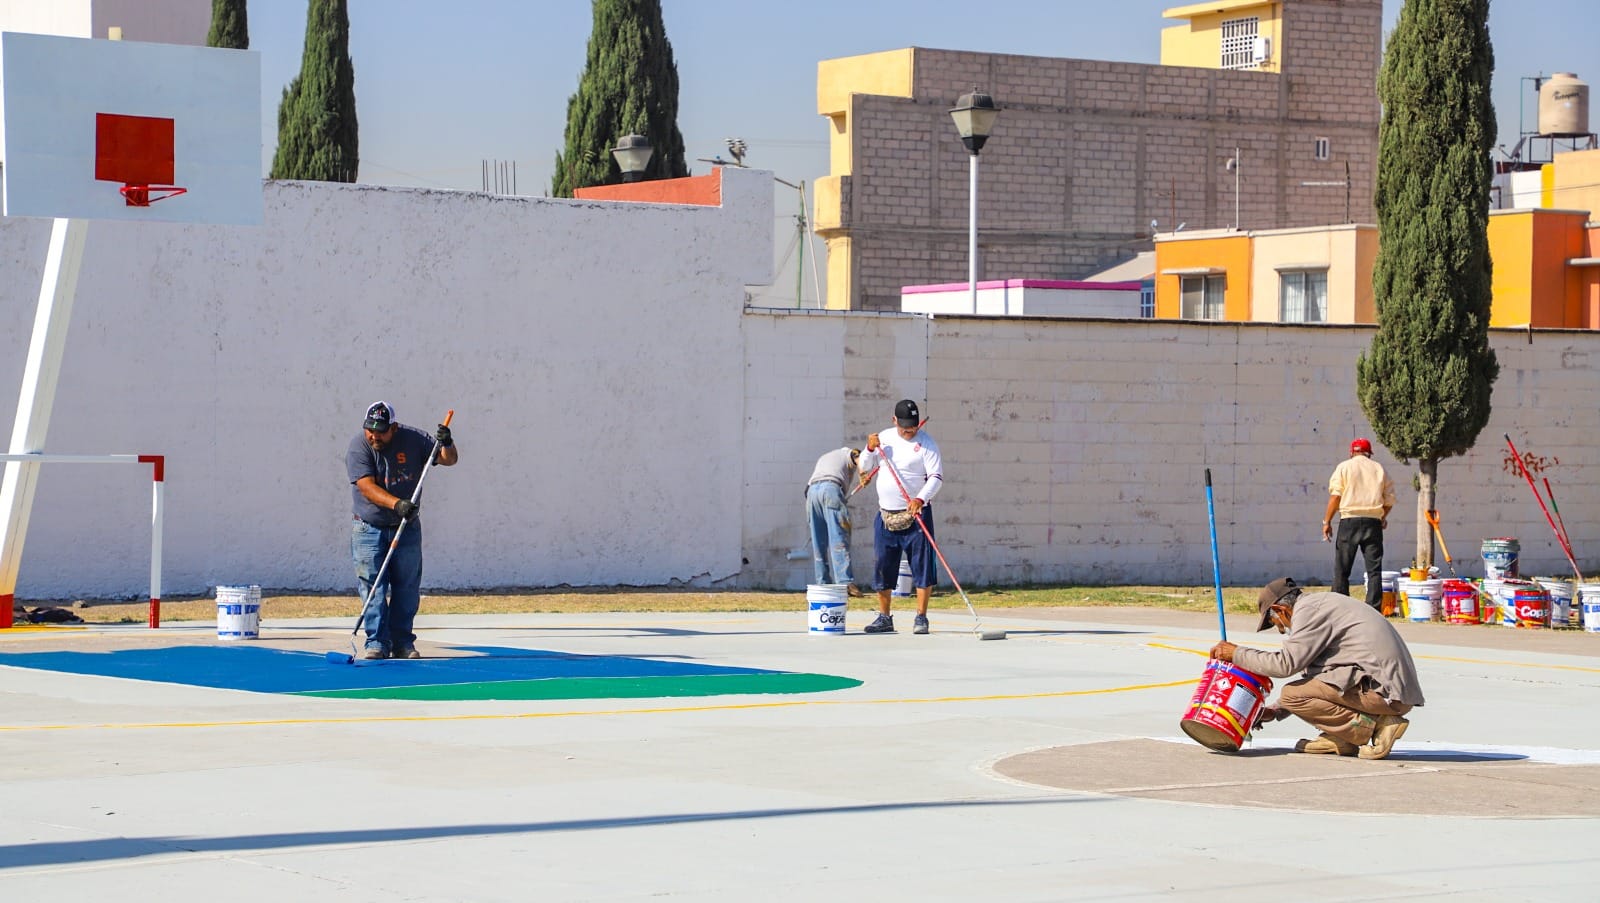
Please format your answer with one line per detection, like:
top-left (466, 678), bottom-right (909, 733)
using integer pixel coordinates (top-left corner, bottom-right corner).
top-left (393, 499), bottom-right (418, 520)
top-left (865, 432), bottom-right (880, 452)
top-left (1209, 640), bottom-right (1236, 663)
top-left (907, 498), bottom-right (924, 517)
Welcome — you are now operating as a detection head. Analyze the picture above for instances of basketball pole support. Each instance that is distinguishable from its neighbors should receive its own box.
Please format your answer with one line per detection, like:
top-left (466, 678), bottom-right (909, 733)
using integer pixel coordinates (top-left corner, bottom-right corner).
top-left (0, 217), bottom-right (89, 628)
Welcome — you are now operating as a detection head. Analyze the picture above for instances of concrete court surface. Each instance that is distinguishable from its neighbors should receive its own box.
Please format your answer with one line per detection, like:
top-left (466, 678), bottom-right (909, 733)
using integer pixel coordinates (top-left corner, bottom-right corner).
top-left (1, 606), bottom-right (1597, 902)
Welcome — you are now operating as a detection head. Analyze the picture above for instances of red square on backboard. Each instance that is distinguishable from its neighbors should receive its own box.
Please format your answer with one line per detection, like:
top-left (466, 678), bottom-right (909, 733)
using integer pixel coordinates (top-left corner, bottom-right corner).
top-left (95, 113), bottom-right (175, 185)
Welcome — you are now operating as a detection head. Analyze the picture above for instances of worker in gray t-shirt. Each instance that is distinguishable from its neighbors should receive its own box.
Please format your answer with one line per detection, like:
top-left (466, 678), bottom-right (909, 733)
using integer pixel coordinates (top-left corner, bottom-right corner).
top-left (806, 446), bottom-right (862, 595)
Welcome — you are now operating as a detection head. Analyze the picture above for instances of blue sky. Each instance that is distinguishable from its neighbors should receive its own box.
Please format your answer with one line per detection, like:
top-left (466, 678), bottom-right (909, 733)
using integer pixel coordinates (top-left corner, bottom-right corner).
top-left (251, 1), bottom-right (1595, 302)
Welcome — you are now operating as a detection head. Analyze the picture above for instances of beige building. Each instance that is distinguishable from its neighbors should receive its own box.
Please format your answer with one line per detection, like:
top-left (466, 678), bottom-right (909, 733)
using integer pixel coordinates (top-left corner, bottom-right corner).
top-left (814, 0), bottom-right (1382, 311)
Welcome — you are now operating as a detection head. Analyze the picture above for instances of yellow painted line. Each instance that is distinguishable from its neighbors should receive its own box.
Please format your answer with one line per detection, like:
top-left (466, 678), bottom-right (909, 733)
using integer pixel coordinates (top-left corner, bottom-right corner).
top-left (0, 624), bottom-right (87, 633)
top-left (0, 677), bottom-right (1196, 733)
top-left (1145, 641), bottom-right (1600, 675)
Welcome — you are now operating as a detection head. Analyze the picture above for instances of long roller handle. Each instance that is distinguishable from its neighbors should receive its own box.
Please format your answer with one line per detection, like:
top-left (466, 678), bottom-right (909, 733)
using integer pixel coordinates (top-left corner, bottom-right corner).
top-left (1206, 468), bottom-right (1226, 642)
top-left (1504, 434), bottom-right (1583, 583)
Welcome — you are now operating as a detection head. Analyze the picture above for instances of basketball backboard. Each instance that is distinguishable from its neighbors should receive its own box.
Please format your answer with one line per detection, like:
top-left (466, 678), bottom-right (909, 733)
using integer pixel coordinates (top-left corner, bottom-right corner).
top-left (0, 31), bottom-right (261, 224)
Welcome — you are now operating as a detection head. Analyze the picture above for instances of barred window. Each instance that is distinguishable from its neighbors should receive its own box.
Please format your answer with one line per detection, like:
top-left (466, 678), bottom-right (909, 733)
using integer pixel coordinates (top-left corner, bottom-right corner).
top-left (1220, 17), bottom-right (1261, 70)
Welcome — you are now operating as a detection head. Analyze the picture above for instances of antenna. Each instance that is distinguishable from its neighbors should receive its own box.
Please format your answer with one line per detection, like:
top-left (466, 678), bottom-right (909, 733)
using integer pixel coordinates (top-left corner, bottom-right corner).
top-left (725, 137), bottom-right (747, 167)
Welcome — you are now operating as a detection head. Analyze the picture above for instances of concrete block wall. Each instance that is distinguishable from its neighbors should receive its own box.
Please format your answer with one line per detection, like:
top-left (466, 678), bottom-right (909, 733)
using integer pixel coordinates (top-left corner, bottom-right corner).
top-left (743, 310), bottom-right (1600, 591)
top-left (837, 28), bottom-right (1382, 311)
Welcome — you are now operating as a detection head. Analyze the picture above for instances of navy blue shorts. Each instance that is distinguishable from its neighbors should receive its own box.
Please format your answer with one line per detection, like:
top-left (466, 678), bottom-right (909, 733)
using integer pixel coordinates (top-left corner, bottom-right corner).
top-left (873, 506), bottom-right (937, 590)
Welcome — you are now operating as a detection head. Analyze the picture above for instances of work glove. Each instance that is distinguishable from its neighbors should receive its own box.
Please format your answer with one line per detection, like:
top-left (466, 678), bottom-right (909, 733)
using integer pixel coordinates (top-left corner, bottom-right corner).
top-left (435, 423), bottom-right (453, 448)
top-left (393, 499), bottom-right (418, 520)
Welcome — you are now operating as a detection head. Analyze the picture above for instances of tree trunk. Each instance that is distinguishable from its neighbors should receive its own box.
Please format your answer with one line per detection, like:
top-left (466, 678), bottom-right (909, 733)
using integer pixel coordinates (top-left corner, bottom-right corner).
top-left (1415, 457), bottom-right (1437, 570)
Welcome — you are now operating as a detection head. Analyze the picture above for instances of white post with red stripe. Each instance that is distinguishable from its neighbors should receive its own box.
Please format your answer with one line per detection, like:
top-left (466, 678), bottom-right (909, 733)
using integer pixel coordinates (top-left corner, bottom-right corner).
top-left (0, 453), bottom-right (164, 628)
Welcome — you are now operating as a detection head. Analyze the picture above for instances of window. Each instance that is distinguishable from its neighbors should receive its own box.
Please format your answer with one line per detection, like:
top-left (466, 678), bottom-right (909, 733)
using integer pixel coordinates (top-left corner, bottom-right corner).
top-left (1313, 137), bottom-right (1331, 161)
top-left (1220, 17), bottom-right (1261, 70)
top-left (1140, 283), bottom-right (1155, 318)
top-left (1180, 274), bottom-right (1226, 320)
top-left (1280, 270), bottom-right (1328, 322)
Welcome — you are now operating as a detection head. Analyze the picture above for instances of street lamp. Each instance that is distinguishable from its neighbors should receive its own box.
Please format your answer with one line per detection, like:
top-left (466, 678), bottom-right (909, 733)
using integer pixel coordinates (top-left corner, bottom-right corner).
top-left (612, 134), bottom-right (653, 183)
top-left (1225, 146), bottom-right (1241, 230)
top-left (949, 89), bottom-right (1000, 314)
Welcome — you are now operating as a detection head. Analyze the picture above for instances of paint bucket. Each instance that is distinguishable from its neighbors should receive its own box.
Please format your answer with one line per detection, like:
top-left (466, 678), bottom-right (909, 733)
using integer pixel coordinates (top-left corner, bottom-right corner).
top-left (216, 584), bottom-right (261, 641)
top-left (1511, 586), bottom-right (1551, 629)
top-left (1535, 578), bottom-right (1574, 627)
top-left (1380, 570), bottom-right (1400, 617)
top-left (1579, 583), bottom-right (1600, 633)
top-left (1398, 578), bottom-right (1442, 622)
top-left (893, 558), bottom-right (914, 597)
top-left (1490, 578), bottom-right (1537, 627)
top-left (806, 584), bottom-right (848, 635)
top-left (1481, 578), bottom-right (1505, 625)
top-left (1481, 537), bottom-right (1520, 580)
top-left (1440, 579), bottom-right (1480, 624)
top-left (1179, 660), bottom-right (1273, 753)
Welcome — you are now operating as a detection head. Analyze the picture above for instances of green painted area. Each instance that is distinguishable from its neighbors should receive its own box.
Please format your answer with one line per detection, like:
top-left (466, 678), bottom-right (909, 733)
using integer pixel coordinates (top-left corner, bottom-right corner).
top-left (295, 671), bottom-right (862, 701)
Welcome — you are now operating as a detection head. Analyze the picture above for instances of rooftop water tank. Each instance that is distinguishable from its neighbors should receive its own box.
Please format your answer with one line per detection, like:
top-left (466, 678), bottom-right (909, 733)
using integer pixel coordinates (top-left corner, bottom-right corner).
top-left (1539, 72), bottom-right (1590, 137)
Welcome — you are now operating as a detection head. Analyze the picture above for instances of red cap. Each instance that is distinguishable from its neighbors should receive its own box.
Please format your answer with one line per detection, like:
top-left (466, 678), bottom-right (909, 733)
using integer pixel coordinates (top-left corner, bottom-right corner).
top-left (1350, 438), bottom-right (1372, 455)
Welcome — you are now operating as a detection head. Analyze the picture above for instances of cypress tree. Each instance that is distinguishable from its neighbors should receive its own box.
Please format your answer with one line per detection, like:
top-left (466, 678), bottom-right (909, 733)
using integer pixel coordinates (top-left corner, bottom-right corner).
top-left (551, 0), bottom-right (688, 197)
top-left (270, 0), bottom-right (358, 183)
top-left (1356, 0), bottom-right (1498, 568)
top-left (206, 0), bottom-right (248, 49)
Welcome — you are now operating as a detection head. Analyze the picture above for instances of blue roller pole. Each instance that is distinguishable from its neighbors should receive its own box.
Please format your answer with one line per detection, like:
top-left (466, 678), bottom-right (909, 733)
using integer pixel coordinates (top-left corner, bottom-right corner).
top-left (1206, 468), bottom-right (1226, 642)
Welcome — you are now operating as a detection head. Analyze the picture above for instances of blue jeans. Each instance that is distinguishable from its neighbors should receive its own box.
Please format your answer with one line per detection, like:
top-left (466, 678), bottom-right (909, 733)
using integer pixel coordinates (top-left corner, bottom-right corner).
top-left (806, 481), bottom-right (854, 586)
top-left (352, 518), bottom-right (423, 652)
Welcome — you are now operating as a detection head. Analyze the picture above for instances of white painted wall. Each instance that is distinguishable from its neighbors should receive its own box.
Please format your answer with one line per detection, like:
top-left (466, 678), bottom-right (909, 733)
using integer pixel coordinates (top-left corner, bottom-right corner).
top-left (0, 0), bottom-right (205, 43)
top-left (0, 168), bottom-right (772, 597)
top-left (901, 282), bottom-right (1143, 318)
top-left (4, 166), bottom-right (1599, 599)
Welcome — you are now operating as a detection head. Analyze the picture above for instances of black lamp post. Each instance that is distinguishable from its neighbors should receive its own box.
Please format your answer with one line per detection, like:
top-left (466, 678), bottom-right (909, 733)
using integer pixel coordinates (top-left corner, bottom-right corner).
top-left (949, 91), bottom-right (1000, 313)
top-left (612, 134), bottom-right (653, 183)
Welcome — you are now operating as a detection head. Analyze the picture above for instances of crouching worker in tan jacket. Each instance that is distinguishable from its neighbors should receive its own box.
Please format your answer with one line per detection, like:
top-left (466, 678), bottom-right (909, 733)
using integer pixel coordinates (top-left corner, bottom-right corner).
top-left (1209, 577), bottom-right (1424, 759)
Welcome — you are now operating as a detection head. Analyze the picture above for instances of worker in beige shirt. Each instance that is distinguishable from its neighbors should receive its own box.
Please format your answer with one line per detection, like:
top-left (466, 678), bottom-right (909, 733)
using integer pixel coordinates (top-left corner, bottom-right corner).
top-left (1211, 577), bottom-right (1423, 759)
top-left (1322, 438), bottom-right (1396, 610)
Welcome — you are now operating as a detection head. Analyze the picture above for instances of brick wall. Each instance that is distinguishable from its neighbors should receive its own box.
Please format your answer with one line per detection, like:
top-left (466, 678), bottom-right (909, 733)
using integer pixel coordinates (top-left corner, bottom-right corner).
top-left (742, 308), bottom-right (1600, 590)
top-left (834, 1), bottom-right (1383, 311)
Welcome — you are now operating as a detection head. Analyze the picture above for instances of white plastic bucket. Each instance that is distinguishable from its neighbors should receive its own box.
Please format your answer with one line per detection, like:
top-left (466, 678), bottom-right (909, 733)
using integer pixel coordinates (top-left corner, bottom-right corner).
top-left (1578, 584), bottom-right (1600, 633)
top-left (1380, 570), bottom-right (1401, 616)
top-left (216, 584), bottom-right (261, 641)
top-left (1535, 578), bottom-right (1575, 627)
top-left (1491, 579), bottom-right (1539, 627)
top-left (806, 583), bottom-right (848, 635)
top-left (1482, 538), bottom-right (1520, 580)
top-left (1399, 578), bottom-right (1441, 622)
top-left (893, 559), bottom-right (914, 597)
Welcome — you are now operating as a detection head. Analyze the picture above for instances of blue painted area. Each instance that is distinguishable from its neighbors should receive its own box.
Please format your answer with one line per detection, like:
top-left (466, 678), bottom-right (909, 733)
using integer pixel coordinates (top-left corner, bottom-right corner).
top-left (0, 644), bottom-right (778, 695)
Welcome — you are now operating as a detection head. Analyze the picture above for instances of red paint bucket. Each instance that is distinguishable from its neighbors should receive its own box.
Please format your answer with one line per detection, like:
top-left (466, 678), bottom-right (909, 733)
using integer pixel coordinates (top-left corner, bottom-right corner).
top-left (1512, 587), bottom-right (1550, 628)
top-left (1441, 580), bottom-right (1480, 624)
top-left (1179, 660), bottom-right (1273, 752)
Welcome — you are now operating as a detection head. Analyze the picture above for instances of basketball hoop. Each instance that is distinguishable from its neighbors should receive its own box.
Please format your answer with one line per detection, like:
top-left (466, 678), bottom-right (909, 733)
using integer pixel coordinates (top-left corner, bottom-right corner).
top-left (119, 184), bottom-right (188, 207)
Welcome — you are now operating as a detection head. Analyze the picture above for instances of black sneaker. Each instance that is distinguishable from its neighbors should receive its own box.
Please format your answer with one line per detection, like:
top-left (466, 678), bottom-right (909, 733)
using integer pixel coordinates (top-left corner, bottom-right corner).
top-left (913, 614), bottom-right (929, 634)
top-left (863, 613), bottom-right (895, 634)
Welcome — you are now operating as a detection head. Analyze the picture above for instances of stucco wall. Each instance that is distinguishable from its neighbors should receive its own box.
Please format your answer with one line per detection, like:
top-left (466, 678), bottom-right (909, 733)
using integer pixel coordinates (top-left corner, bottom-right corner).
top-left (0, 170), bottom-right (772, 597)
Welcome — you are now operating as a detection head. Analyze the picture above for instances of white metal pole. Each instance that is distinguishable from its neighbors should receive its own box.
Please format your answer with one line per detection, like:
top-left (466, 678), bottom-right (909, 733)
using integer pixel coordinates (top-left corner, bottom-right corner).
top-left (968, 153), bottom-right (979, 314)
top-left (1234, 146), bottom-right (1241, 230)
top-left (0, 218), bottom-right (89, 628)
top-left (150, 477), bottom-right (164, 628)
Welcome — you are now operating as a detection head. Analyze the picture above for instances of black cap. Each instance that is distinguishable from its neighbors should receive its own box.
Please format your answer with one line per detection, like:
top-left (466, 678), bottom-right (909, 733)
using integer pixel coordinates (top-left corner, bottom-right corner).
top-left (895, 399), bottom-right (920, 428)
top-left (1256, 577), bottom-right (1301, 631)
top-left (363, 401), bottom-right (395, 432)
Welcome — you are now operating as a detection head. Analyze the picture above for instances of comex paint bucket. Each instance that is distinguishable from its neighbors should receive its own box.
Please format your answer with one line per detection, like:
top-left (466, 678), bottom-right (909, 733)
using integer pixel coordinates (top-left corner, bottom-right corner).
top-left (1579, 584), bottom-right (1600, 633)
top-left (1440, 579), bottom-right (1479, 624)
top-left (1179, 660), bottom-right (1273, 753)
top-left (1510, 585), bottom-right (1551, 629)
top-left (216, 584), bottom-right (262, 641)
top-left (893, 559), bottom-right (913, 597)
top-left (806, 584), bottom-right (848, 635)
top-left (1535, 578), bottom-right (1575, 627)
top-left (1481, 537), bottom-right (1520, 580)
top-left (1490, 579), bottom-right (1540, 627)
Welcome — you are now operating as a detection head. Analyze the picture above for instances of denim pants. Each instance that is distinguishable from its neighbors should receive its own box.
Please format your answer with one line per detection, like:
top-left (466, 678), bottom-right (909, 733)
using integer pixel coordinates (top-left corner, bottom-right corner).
top-left (806, 480), bottom-right (854, 586)
top-left (352, 517), bottom-right (423, 652)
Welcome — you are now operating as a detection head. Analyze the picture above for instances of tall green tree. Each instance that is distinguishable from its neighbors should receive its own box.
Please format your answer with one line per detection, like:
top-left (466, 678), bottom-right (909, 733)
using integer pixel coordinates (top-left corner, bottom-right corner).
top-left (206, 0), bottom-right (248, 49)
top-left (551, 0), bottom-right (688, 197)
top-left (1356, 0), bottom-right (1498, 568)
top-left (270, 0), bottom-right (358, 182)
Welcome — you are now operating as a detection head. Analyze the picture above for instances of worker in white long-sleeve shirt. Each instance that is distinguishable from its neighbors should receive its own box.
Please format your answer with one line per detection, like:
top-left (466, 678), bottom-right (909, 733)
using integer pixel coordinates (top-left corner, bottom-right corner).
top-left (856, 399), bottom-right (943, 635)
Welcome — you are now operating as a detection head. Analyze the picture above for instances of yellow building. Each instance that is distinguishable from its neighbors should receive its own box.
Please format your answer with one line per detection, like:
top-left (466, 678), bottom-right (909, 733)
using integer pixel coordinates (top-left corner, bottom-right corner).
top-left (1161, 0), bottom-right (1283, 73)
top-left (1154, 214), bottom-right (1600, 328)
